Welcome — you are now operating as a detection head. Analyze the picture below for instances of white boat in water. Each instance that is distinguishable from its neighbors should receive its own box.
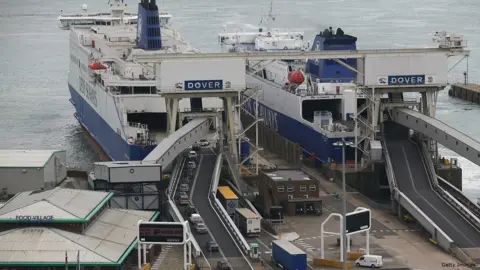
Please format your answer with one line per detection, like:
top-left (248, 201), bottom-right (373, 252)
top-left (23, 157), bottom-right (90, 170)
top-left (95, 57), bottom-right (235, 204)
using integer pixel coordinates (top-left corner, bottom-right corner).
top-left (60, 0), bottom-right (221, 161)
top-left (218, 1), bottom-right (309, 52)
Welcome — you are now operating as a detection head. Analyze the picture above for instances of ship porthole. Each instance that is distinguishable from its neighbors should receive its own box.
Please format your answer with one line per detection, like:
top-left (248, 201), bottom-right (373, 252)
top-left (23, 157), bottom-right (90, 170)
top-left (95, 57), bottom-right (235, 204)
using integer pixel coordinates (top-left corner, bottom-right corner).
top-left (130, 168), bottom-right (134, 173)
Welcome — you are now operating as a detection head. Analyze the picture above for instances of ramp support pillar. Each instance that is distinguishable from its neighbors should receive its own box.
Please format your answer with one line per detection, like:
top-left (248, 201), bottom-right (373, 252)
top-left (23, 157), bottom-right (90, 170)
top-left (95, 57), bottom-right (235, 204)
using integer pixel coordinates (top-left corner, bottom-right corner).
top-left (166, 98), bottom-right (180, 135)
top-left (224, 97), bottom-right (238, 160)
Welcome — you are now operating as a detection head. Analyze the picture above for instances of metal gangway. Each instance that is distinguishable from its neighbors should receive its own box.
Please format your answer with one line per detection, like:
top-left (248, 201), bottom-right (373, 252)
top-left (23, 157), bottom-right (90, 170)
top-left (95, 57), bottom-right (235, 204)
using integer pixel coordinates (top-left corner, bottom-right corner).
top-left (189, 151), bottom-right (253, 269)
top-left (143, 118), bottom-right (211, 168)
top-left (382, 120), bottom-right (480, 264)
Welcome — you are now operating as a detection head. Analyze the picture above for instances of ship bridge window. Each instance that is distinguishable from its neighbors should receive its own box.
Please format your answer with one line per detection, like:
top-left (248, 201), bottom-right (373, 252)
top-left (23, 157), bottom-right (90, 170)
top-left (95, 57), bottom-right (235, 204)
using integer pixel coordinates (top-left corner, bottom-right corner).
top-left (302, 99), bottom-right (341, 123)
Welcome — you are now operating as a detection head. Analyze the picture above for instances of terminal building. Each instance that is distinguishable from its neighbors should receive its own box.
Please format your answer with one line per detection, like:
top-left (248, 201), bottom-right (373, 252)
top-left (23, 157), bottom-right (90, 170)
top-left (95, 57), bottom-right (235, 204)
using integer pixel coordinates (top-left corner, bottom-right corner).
top-left (0, 187), bottom-right (159, 269)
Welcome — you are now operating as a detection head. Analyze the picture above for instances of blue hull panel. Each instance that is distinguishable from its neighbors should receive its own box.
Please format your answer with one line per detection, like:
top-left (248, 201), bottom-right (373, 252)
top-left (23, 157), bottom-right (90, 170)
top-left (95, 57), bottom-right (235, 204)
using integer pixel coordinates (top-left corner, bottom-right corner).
top-left (243, 97), bottom-right (355, 164)
top-left (69, 85), bottom-right (156, 161)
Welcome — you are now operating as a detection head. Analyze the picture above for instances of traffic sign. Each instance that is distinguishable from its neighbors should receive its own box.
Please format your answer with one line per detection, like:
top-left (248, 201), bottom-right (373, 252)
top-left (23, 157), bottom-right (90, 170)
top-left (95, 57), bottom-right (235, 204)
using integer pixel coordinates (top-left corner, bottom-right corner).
top-left (138, 222), bottom-right (185, 244)
top-left (345, 209), bottom-right (371, 235)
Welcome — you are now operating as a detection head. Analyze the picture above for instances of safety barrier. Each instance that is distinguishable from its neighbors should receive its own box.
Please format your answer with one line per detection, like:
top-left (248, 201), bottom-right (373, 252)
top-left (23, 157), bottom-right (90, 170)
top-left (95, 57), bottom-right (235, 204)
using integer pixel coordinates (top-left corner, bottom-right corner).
top-left (438, 176), bottom-right (480, 220)
top-left (419, 141), bottom-right (480, 236)
top-left (167, 156), bottom-right (187, 198)
top-left (397, 191), bottom-right (453, 251)
top-left (208, 154), bottom-right (253, 269)
top-left (312, 259), bottom-right (352, 269)
top-left (167, 156), bottom-right (201, 257)
top-left (381, 140), bottom-right (398, 200)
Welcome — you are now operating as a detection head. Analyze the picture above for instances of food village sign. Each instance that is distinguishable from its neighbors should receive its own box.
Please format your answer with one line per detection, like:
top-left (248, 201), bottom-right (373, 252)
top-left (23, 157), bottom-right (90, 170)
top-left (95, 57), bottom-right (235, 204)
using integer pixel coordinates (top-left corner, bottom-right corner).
top-left (137, 220), bottom-right (192, 270)
top-left (15, 215), bottom-right (54, 222)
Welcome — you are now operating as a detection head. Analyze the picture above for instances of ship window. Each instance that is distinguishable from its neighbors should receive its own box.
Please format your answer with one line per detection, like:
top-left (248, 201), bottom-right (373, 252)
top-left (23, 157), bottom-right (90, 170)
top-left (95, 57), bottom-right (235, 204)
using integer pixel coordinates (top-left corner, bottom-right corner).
top-left (277, 186), bottom-right (284, 192)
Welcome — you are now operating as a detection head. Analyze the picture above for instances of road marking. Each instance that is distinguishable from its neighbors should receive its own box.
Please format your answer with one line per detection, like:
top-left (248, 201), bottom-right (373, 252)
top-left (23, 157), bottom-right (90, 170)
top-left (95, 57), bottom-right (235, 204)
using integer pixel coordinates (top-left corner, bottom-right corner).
top-left (189, 155), bottom-right (204, 202)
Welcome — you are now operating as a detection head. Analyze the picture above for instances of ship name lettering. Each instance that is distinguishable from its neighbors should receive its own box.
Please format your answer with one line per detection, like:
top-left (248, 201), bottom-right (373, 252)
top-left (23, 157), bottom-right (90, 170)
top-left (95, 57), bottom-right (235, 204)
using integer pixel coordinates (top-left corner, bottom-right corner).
top-left (241, 95), bottom-right (278, 131)
top-left (79, 77), bottom-right (98, 107)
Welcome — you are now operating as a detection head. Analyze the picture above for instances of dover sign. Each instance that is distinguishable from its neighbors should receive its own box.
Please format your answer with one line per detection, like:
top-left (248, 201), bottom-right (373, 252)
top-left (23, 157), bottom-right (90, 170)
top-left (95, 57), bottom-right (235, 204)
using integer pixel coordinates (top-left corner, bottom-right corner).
top-left (377, 75), bottom-right (435, 86)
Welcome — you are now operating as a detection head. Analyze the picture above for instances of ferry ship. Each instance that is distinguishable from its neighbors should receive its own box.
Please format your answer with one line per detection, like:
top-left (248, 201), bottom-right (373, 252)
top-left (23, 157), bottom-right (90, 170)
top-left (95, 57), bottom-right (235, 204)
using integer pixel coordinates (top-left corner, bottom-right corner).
top-left (60, 0), bottom-right (221, 160)
top-left (218, 10), bottom-right (384, 163)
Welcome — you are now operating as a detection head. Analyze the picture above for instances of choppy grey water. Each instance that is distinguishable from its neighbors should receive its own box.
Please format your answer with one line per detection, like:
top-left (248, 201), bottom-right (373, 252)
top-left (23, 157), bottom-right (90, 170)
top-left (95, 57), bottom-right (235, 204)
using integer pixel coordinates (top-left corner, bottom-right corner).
top-left (0, 0), bottom-right (479, 198)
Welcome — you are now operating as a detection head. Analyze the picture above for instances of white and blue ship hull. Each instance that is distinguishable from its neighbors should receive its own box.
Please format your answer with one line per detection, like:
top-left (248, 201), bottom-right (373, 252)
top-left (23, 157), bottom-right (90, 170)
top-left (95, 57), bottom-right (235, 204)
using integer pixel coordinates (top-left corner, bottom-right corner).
top-left (243, 75), bottom-right (356, 164)
top-left (68, 84), bottom-right (156, 161)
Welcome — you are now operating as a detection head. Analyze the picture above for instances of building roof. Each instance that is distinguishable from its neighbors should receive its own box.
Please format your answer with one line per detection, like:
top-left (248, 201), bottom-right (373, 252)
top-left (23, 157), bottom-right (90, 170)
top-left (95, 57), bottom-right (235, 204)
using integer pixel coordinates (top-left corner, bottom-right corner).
top-left (95, 161), bottom-right (162, 168)
top-left (0, 208), bottom-right (158, 266)
top-left (0, 150), bottom-right (65, 168)
top-left (265, 170), bottom-right (311, 182)
top-left (0, 187), bottom-right (112, 221)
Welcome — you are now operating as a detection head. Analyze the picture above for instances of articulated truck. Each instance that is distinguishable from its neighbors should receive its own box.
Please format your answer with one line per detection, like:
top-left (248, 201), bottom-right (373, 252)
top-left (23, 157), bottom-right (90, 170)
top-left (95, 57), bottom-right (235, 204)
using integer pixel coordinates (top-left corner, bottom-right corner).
top-left (234, 208), bottom-right (261, 237)
top-left (271, 239), bottom-right (307, 270)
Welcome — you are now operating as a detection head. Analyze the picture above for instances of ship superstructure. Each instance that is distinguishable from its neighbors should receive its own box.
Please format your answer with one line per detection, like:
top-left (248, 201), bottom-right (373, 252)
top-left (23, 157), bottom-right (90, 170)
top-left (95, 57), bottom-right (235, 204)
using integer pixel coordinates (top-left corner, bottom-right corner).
top-left (64, 0), bottom-right (220, 160)
top-left (219, 20), bottom-right (386, 163)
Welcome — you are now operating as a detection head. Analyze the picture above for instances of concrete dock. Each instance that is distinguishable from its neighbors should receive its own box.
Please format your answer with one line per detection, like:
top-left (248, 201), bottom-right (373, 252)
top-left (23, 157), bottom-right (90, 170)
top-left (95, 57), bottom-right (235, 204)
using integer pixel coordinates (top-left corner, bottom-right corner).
top-left (449, 84), bottom-right (480, 103)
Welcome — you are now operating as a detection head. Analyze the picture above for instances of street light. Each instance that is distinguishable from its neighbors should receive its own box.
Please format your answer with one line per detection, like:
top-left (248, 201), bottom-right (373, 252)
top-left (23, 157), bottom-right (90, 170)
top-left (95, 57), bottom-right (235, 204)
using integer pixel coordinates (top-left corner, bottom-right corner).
top-left (332, 138), bottom-right (354, 270)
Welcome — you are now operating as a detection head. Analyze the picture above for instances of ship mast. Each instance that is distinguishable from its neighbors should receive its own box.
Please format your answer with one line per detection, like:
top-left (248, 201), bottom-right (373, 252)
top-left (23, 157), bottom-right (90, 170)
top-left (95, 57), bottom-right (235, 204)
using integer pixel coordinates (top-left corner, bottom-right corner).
top-left (260, 0), bottom-right (275, 30)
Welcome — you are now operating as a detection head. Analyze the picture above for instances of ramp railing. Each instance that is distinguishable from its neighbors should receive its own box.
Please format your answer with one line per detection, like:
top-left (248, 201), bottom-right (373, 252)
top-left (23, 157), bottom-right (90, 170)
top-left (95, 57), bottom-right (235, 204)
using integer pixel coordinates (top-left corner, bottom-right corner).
top-left (167, 156), bottom-right (201, 257)
top-left (418, 141), bottom-right (480, 234)
top-left (208, 154), bottom-right (253, 269)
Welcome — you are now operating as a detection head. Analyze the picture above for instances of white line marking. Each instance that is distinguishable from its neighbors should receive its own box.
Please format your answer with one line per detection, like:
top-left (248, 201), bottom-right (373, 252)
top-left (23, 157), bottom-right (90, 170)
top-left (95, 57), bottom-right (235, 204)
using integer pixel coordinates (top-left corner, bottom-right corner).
top-left (190, 155), bottom-right (204, 202)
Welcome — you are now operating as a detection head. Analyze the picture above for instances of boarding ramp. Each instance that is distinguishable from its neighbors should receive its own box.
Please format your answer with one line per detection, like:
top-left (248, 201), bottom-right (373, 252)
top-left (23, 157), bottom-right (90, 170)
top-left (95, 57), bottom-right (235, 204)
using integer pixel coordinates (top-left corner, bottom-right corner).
top-left (192, 153), bottom-right (253, 269)
top-left (383, 122), bottom-right (480, 263)
top-left (166, 156), bottom-right (202, 257)
top-left (392, 108), bottom-right (480, 167)
top-left (143, 118), bottom-right (210, 168)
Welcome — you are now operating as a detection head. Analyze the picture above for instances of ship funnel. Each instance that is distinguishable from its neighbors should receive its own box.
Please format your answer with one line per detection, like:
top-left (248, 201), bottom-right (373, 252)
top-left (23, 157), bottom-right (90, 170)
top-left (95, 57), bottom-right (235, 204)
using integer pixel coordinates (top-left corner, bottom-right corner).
top-left (137, 0), bottom-right (162, 50)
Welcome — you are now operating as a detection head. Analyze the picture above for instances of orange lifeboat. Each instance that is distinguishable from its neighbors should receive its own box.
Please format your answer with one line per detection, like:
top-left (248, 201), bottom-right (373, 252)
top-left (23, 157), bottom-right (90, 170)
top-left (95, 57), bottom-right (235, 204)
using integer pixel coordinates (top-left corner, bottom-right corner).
top-left (88, 62), bottom-right (107, 70)
top-left (288, 71), bottom-right (304, 84)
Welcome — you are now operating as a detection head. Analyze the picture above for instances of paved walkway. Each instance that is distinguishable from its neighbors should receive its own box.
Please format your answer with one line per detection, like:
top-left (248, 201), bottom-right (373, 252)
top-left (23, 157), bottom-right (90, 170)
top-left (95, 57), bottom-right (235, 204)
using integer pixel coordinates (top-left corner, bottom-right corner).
top-left (151, 245), bottom-right (185, 270)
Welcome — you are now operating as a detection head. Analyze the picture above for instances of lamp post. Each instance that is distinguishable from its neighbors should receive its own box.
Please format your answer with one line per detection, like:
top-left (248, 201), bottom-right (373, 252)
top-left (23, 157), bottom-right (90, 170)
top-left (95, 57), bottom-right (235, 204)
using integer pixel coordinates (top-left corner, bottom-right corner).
top-left (333, 138), bottom-right (354, 270)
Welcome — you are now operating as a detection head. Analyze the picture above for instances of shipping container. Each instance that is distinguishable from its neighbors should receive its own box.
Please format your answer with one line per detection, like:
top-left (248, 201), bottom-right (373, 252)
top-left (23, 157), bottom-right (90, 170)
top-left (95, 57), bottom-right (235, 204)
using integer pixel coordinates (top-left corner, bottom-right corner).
top-left (271, 239), bottom-right (307, 270)
top-left (364, 53), bottom-right (448, 87)
top-left (234, 208), bottom-right (261, 237)
top-left (217, 186), bottom-right (239, 216)
top-left (155, 59), bottom-right (246, 91)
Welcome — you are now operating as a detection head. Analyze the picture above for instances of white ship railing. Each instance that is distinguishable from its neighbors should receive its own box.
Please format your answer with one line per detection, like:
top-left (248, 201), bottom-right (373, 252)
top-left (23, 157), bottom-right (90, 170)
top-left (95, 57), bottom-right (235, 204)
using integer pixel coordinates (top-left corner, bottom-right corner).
top-left (128, 122), bottom-right (148, 130)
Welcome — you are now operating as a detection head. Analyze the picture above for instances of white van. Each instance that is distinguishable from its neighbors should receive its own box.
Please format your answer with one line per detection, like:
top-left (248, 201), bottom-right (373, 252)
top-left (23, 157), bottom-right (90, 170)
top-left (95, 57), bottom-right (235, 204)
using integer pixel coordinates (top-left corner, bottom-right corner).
top-left (355, 255), bottom-right (383, 268)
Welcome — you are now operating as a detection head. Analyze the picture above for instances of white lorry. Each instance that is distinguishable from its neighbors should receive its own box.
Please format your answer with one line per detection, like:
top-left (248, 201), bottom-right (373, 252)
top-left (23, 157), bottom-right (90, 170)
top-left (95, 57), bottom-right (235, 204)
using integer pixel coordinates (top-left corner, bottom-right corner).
top-left (234, 208), bottom-right (261, 237)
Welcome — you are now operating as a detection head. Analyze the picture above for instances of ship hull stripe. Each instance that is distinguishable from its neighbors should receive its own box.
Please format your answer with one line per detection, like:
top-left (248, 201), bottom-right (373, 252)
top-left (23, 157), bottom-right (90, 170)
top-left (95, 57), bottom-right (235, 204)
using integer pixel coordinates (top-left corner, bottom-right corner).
top-left (69, 84), bottom-right (156, 161)
top-left (242, 97), bottom-right (355, 163)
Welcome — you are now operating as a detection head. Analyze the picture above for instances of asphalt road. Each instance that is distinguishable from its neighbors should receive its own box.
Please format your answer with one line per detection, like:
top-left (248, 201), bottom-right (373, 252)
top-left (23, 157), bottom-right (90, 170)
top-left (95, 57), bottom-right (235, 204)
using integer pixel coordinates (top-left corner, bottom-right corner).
top-left (386, 138), bottom-right (480, 248)
top-left (191, 153), bottom-right (252, 269)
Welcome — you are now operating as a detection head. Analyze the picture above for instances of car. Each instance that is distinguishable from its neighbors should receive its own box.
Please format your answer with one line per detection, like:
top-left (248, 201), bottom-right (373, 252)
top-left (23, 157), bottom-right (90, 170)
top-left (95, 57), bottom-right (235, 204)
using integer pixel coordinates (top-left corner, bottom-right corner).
top-left (194, 222), bottom-right (208, 233)
top-left (179, 184), bottom-right (189, 193)
top-left (184, 205), bottom-right (197, 216)
top-left (216, 261), bottom-right (230, 270)
top-left (355, 255), bottom-right (383, 268)
top-left (179, 195), bottom-right (189, 205)
top-left (199, 139), bottom-right (210, 147)
top-left (206, 240), bottom-right (219, 252)
top-left (176, 191), bottom-right (187, 199)
top-left (188, 151), bottom-right (197, 160)
top-left (192, 143), bottom-right (200, 151)
top-left (190, 213), bottom-right (203, 225)
top-left (187, 161), bottom-right (196, 170)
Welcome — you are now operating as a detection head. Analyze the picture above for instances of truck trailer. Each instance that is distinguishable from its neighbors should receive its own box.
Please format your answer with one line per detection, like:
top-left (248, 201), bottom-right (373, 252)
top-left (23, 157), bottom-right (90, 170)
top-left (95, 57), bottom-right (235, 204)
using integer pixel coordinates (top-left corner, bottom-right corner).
top-left (271, 239), bottom-right (307, 270)
top-left (234, 208), bottom-right (261, 237)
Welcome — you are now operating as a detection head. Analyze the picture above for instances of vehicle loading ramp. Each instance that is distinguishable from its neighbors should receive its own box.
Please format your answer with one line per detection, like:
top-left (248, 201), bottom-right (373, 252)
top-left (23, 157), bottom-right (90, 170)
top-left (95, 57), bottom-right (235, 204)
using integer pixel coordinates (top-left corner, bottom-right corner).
top-left (384, 122), bottom-right (480, 249)
top-left (192, 153), bottom-right (252, 269)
